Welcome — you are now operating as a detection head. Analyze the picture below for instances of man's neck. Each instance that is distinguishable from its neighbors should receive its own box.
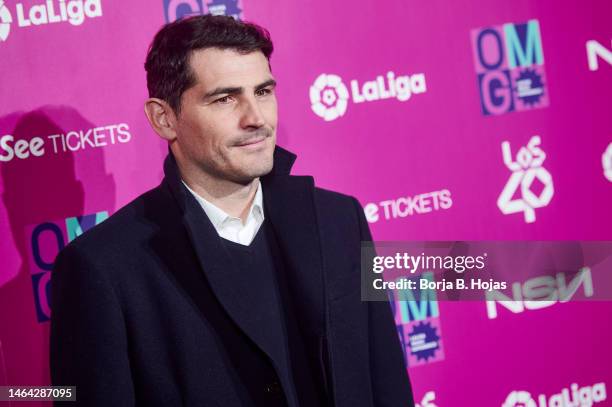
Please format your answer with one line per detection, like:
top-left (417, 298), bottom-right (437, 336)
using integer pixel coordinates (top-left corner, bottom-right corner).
top-left (181, 170), bottom-right (260, 223)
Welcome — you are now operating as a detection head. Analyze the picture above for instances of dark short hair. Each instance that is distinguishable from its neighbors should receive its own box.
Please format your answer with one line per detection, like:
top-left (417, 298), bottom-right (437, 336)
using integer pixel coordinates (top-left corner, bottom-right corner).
top-left (145, 15), bottom-right (273, 114)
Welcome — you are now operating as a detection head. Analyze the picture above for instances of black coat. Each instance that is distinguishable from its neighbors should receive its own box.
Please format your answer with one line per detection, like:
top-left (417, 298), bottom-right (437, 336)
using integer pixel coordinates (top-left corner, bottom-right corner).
top-left (50, 146), bottom-right (414, 406)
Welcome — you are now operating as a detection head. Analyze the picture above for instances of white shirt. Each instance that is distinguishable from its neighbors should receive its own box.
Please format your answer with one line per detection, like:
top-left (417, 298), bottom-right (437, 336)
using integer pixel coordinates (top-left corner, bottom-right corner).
top-left (182, 180), bottom-right (265, 246)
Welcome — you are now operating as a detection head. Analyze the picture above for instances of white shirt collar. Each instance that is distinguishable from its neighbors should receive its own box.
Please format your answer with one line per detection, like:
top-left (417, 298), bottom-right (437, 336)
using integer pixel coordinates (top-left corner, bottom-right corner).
top-left (181, 180), bottom-right (265, 245)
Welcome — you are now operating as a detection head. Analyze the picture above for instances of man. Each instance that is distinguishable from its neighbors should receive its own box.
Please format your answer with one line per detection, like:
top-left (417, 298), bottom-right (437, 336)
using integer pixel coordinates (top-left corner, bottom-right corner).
top-left (50, 15), bottom-right (414, 407)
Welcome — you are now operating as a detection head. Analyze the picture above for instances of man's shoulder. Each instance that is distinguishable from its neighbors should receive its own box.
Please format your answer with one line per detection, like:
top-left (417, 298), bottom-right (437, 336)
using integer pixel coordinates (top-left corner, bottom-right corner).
top-left (312, 186), bottom-right (364, 232)
top-left (313, 186), bottom-right (361, 211)
top-left (311, 186), bottom-right (370, 248)
top-left (60, 183), bottom-right (170, 259)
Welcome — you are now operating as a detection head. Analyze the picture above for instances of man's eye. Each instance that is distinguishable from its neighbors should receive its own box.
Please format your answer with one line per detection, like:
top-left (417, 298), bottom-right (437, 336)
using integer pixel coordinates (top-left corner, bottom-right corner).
top-left (214, 96), bottom-right (233, 104)
top-left (256, 88), bottom-right (272, 97)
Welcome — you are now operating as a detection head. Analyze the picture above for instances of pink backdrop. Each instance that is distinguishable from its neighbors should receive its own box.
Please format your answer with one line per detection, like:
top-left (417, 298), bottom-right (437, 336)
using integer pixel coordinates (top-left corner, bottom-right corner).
top-left (0, 0), bottom-right (610, 406)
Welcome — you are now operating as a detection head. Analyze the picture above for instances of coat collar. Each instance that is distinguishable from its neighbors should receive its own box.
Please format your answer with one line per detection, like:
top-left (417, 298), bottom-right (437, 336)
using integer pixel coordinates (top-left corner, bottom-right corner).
top-left (162, 144), bottom-right (299, 215)
top-left (163, 144), bottom-right (297, 188)
top-left (161, 144), bottom-right (326, 404)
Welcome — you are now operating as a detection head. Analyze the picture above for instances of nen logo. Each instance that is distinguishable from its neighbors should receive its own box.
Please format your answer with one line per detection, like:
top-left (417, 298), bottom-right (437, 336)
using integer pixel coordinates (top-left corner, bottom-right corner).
top-left (485, 267), bottom-right (593, 319)
top-left (27, 211), bottom-right (108, 322)
top-left (586, 40), bottom-right (612, 71)
top-left (471, 19), bottom-right (549, 115)
top-left (163, 0), bottom-right (243, 23)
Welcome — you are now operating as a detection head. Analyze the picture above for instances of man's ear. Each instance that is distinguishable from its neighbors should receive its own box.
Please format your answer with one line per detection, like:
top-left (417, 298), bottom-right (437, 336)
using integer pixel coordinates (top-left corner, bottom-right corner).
top-left (144, 98), bottom-right (178, 141)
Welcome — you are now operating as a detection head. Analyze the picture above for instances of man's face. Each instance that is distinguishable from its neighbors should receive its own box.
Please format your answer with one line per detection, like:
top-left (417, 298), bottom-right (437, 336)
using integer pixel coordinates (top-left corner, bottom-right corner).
top-left (173, 48), bottom-right (277, 184)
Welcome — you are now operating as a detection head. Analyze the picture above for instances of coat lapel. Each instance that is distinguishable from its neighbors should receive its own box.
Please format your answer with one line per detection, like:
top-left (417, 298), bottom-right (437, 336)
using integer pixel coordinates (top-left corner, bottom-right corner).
top-left (161, 146), bottom-right (327, 399)
top-left (260, 173), bottom-right (326, 338)
top-left (162, 151), bottom-right (288, 380)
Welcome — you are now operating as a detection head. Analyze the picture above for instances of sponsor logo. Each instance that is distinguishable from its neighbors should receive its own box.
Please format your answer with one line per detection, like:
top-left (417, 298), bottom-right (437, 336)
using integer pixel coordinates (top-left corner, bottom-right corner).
top-left (163, 0), bottom-right (243, 23)
top-left (390, 272), bottom-right (445, 367)
top-left (363, 189), bottom-right (452, 224)
top-left (0, 0), bottom-right (103, 42)
top-left (0, 1), bottom-right (12, 41)
top-left (416, 391), bottom-right (437, 407)
top-left (309, 74), bottom-right (349, 122)
top-left (586, 40), bottom-right (611, 71)
top-left (27, 212), bottom-right (108, 322)
top-left (0, 122), bottom-right (132, 163)
top-left (486, 267), bottom-right (593, 319)
top-left (502, 382), bottom-right (607, 407)
top-left (603, 142), bottom-right (612, 182)
top-left (497, 135), bottom-right (553, 223)
top-left (471, 19), bottom-right (549, 115)
top-left (310, 70), bottom-right (426, 121)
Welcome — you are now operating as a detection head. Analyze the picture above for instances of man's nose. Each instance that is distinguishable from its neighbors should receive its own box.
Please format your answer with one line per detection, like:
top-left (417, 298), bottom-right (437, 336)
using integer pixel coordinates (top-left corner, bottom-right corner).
top-left (239, 98), bottom-right (266, 130)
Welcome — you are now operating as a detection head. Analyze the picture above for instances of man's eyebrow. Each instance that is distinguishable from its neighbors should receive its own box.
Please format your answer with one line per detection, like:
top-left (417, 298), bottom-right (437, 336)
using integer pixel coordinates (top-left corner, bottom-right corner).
top-left (203, 86), bottom-right (243, 100)
top-left (254, 79), bottom-right (277, 90)
top-left (203, 79), bottom-right (277, 100)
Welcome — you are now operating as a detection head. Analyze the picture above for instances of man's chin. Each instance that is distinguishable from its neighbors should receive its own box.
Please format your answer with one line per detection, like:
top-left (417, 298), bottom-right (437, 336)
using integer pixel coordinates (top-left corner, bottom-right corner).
top-left (250, 163), bottom-right (274, 179)
top-left (228, 162), bottom-right (273, 184)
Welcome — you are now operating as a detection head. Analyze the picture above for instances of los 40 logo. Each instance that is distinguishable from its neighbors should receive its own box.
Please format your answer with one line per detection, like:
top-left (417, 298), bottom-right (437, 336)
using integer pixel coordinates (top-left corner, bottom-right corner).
top-left (26, 212), bottom-right (108, 322)
top-left (471, 19), bottom-right (549, 116)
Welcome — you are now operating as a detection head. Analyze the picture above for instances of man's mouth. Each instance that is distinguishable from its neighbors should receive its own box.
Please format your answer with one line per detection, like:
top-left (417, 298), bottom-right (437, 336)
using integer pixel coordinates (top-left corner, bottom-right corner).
top-left (235, 136), bottom-right (267, 148)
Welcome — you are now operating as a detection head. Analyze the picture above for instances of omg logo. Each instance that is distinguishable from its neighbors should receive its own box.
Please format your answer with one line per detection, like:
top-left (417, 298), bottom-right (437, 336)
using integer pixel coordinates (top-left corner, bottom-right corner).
top-left (27, 211), bottom-right (108, 322)
top-left (389, 272), bottom-right (445, 368)
top-left (163, 0), bottom-right (243, 23)
top-left (471, 19), bottom-right (549, 115)
top-left (497, 135), bottom-right (554, 223)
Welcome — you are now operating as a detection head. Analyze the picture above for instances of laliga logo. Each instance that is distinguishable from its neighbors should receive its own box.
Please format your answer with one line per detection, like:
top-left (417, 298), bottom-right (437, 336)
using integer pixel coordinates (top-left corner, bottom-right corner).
top-left (0, 1), bottom-right (12, 41)
top-left (603, 142), bottom-right (612, 182)
top-left (310, 71), bottom-right (426, 122)
top-left (504, 391), bottom-right (537, 407)
top-left (415, 391), bottom-right (437, 407)
top-left (309, 74), bottom-right (349, 122)
top-left (497, 135), bottom-right (554, 223)
top-left (0, 0), bottom-right (103, 42)
top-left (503, 382), bottom-right (607, 407)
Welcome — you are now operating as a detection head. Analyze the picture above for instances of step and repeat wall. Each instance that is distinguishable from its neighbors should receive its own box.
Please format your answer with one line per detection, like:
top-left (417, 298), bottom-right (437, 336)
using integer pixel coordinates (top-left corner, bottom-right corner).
top-left (0, 1), bottom-right (610, 406)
